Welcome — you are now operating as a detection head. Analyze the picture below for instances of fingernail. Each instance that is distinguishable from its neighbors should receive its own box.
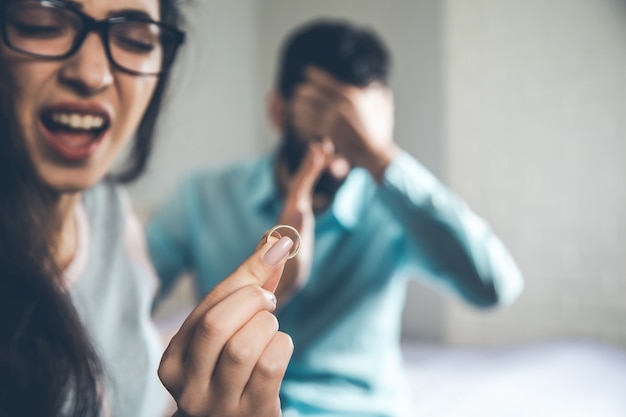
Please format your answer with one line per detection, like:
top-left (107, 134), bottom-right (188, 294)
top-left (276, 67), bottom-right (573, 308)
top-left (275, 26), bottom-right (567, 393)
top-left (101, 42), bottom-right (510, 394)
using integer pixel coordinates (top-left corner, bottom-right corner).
top-left (264, 236), bottom-right (294, 266)
top-left (321, 138), bottom-right (335, 154)
top-left (262, 289), bottom-right (277, 307)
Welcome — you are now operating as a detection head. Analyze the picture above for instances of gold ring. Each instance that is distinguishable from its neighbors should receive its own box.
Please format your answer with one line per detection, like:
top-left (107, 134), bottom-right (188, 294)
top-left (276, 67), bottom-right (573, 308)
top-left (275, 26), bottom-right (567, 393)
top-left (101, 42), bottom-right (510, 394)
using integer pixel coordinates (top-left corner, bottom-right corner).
top-left (265, 224), bottom-right (301, 259)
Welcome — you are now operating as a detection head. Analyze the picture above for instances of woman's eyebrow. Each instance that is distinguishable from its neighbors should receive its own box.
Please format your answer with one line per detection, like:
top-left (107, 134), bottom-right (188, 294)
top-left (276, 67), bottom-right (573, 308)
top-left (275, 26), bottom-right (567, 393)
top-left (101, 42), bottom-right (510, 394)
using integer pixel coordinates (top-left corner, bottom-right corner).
top-left (107, 9), bottom-right (157, 20)
top-left (49, 0), bottom-right (158, 21)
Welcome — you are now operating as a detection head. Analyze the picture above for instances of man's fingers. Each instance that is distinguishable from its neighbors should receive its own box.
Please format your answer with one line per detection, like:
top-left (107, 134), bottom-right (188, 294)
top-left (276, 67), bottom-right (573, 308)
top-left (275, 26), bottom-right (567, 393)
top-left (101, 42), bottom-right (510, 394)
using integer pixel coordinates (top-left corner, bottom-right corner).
top-left (288, 141), bottom-right (331, 201)
top-left (304, 66), bottom-right (355, 100)
top-left (291, 88), bottom-right (335, 137)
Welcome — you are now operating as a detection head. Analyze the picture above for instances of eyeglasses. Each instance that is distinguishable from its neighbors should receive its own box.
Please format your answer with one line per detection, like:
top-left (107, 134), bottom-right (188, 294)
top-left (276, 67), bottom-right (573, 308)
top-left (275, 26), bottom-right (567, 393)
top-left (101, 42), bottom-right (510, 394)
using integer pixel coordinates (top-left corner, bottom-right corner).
top-left (1, 0), bottom-right (185, 76)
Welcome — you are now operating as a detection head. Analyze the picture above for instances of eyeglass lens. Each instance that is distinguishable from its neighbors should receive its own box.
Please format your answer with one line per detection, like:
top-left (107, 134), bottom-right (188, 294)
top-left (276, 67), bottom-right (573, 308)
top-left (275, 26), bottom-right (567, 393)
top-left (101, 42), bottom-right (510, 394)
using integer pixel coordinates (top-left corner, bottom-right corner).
top-left (5, 1), bottom-right (175, 75)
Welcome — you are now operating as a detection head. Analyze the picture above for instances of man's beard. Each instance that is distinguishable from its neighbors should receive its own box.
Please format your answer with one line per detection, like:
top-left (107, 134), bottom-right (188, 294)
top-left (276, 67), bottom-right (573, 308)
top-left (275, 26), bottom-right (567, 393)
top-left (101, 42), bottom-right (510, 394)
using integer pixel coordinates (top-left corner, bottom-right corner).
top-left (278, 125), bottom-right (345, 201)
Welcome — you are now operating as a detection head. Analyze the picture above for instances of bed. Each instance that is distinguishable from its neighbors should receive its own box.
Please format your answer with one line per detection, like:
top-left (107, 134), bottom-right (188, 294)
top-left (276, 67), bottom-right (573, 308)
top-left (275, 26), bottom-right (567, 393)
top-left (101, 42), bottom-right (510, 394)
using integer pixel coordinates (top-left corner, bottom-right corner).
top-left (401, 339), bottom-right (626, 416)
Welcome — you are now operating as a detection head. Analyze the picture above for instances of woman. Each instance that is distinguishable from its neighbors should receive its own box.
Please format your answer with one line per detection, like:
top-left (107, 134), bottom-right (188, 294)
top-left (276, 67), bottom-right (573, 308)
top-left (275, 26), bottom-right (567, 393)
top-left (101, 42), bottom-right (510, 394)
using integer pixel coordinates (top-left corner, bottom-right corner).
top-left (0, 0), bottom-right (293, 416)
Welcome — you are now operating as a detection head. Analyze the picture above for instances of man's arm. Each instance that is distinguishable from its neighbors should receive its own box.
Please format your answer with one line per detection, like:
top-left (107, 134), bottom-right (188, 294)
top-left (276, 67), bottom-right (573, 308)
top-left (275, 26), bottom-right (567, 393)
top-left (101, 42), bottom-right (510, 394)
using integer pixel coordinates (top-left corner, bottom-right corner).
top-left (298, 66), bottom-right (523, 308)
top-left (378, 151), bottom-right (524, 307)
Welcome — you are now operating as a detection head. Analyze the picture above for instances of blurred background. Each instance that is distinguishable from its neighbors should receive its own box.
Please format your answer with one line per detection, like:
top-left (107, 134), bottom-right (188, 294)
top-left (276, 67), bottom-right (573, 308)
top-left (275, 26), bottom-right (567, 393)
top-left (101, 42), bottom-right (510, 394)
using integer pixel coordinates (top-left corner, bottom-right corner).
top-left (131, 0), bottom-right (625, 348)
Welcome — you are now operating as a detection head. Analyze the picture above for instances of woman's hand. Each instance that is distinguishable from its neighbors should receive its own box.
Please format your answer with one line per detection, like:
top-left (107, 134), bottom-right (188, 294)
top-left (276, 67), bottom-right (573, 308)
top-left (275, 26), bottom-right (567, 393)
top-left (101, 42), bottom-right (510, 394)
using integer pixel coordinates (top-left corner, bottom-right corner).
top-left (158, 235), bottom-right (295, 417)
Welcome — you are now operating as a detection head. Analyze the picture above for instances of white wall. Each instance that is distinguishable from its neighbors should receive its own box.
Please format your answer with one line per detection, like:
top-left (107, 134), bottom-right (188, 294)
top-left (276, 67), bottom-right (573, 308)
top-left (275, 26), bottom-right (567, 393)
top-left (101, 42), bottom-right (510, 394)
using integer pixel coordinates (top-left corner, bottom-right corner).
top-left (442, 0), bottom-right (626, 347)
top-left (127, 1), bottom-right (263, 213)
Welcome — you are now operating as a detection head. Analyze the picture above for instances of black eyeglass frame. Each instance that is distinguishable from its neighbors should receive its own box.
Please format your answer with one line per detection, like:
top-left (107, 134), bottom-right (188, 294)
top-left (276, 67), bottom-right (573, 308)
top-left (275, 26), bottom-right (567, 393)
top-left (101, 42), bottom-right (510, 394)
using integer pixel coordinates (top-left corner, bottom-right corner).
top-left (0, 0), bottom-right (186, 76)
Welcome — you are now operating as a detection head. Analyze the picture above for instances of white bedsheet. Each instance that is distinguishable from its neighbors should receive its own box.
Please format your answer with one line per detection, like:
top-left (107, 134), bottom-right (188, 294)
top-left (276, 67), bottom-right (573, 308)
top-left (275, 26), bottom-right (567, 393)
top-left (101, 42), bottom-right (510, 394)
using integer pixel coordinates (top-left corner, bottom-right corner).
top-left (401, 339), bottom-right (626, 417)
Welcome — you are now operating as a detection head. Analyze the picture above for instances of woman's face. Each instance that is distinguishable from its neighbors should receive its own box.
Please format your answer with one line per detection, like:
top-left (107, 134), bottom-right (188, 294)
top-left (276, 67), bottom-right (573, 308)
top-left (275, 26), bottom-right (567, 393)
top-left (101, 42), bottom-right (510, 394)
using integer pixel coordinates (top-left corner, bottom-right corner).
top-left (0, 0), bottom-right (161, 193)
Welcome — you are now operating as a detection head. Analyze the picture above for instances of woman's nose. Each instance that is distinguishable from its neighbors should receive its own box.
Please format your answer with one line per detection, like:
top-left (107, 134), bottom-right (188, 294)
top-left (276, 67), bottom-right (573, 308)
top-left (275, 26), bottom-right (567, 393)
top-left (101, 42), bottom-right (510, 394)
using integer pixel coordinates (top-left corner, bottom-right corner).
top-left (58, 32), bottom-right (114, 95)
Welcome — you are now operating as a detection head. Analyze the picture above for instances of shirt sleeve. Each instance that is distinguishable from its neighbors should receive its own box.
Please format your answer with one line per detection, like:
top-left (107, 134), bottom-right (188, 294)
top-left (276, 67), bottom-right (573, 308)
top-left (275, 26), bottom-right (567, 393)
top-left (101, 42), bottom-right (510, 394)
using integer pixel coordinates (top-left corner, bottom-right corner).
top-left (145, 178), bottom-right (194, 298)
top-left (378, 151), bottom-right (524, 308)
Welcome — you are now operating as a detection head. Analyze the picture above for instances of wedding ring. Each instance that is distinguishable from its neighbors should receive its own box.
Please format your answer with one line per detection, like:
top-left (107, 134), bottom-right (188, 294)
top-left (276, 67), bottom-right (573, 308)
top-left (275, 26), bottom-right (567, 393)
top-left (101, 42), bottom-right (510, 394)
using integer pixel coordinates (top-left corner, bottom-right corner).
top-left (265, 224), bottom-right (301, 259)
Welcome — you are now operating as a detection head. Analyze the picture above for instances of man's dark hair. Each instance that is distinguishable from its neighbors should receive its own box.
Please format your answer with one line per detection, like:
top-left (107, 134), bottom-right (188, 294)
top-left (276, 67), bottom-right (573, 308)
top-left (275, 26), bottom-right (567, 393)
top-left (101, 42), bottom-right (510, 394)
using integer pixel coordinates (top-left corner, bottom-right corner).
top-left (276, 19), bottom-right (391, 98)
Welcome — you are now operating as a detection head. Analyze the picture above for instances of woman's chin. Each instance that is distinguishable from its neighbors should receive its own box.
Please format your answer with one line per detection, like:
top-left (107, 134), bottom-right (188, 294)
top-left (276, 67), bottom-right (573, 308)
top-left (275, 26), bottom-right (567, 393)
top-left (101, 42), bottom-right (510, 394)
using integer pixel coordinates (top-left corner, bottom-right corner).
top-left (38, 167), bottom-right (105, 195)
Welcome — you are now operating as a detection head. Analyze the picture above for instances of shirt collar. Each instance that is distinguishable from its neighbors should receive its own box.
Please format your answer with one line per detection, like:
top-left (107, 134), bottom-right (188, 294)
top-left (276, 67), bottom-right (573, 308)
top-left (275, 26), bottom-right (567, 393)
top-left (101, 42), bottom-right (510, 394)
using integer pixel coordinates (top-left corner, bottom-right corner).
top-left (325, 167), bottom-right (369, 230)
top-left (248, 151), bottom-right (369, 231)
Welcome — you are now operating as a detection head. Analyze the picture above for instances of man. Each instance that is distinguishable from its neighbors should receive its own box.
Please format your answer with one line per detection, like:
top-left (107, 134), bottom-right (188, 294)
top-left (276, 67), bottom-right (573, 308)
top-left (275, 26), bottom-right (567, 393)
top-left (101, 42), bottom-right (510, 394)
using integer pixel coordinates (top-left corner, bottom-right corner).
top-left (147, 19), bottom-right (524, 417)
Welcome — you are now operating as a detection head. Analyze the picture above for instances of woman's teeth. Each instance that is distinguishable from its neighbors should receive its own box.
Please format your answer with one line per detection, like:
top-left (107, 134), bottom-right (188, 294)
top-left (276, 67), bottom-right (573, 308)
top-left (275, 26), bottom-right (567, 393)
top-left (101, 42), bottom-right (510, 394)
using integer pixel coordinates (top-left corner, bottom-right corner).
top-left (51, 113), bottom-right (105, 130)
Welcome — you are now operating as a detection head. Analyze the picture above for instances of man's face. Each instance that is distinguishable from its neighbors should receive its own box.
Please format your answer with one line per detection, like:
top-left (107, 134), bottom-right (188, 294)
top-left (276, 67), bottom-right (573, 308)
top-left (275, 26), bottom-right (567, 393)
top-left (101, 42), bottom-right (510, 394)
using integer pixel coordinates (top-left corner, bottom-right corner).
top-left (279, 119), bottom-right (350, 203)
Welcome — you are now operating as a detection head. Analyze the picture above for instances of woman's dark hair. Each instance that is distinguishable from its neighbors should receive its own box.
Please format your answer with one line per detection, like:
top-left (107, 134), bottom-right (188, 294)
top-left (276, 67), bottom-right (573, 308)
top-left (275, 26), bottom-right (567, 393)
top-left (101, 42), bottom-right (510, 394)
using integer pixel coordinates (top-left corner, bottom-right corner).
top-left (0, 74), bottom-right (104, 417)
top-left (276, 18), bottom-right (391, 99)
top-left (0, 0), bottom-right (185, 415)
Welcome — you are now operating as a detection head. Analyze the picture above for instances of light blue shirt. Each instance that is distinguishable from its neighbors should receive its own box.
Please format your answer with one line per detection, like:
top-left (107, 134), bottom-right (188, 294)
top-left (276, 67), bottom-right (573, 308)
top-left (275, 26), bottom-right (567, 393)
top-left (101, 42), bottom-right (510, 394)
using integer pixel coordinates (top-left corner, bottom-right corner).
top-left (147, 151), bottom-right (523, 416)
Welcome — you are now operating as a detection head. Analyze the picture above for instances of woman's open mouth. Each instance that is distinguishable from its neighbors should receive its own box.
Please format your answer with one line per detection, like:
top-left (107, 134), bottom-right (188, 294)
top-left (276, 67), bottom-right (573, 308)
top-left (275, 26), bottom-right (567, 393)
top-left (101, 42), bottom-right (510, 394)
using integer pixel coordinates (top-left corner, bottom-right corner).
top-left (39, 106), bottom-right (111, 162)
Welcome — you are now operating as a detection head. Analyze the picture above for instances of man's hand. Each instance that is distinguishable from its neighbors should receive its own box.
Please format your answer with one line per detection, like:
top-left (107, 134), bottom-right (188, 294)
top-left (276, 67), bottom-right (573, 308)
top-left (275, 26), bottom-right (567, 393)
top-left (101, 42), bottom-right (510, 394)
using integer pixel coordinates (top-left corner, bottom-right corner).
top-left (275, 140), bottom-right (333, 304)
top-left (291, 67), bottom-right (400, 181)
